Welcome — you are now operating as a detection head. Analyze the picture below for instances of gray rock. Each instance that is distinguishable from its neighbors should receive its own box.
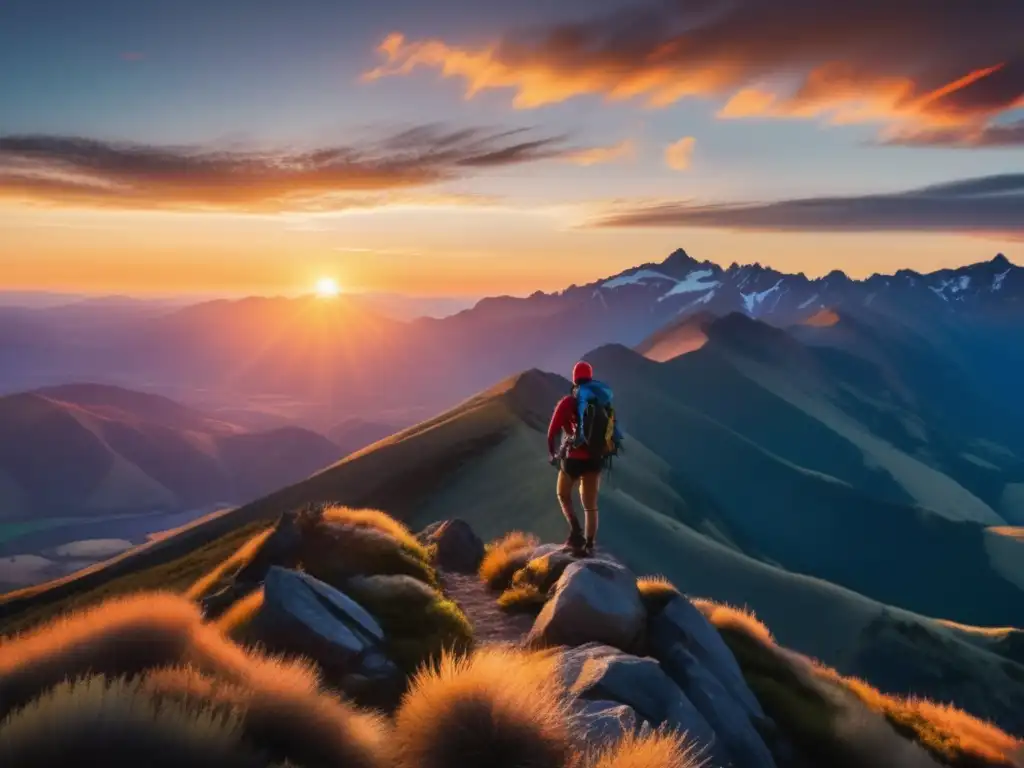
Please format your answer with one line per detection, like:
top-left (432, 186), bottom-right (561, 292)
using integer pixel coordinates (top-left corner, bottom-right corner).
top-left (558, 643), bottom-right (721, 764)
top-left (422, 518), bottom-right (484, 573)
top-left (659, 643), bottom-right (777, 768)
top-left (254, 567), bottom-right (397, 681)
top-left (651, 595), bottom-right (765, 721)
top-left (569, 699), bottom-right (641, 751)
top-left (528, 560), bottom-right (645, 652)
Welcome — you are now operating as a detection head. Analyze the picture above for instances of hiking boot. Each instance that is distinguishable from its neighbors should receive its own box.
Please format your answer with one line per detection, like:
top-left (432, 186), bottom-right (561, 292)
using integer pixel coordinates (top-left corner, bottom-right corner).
top-left (579, 538), bottom-right (596, 558)
top-left (561, 529), bottom-right (585, 554)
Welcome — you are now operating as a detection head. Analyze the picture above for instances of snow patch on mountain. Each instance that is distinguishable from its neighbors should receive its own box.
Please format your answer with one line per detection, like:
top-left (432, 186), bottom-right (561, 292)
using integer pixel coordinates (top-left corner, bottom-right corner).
top-left (602, 270), bottom-right (675, 289)
top-left (742, 280), bottom-right (783, 315)
top-left (994, 269), bottom-right (1011, 291)
top-left (798, 293), bottom-right (820, 309)
top-left (676, 288), bottom-right (718, 315)
top-left (658, 269), bottom-right (720, 301)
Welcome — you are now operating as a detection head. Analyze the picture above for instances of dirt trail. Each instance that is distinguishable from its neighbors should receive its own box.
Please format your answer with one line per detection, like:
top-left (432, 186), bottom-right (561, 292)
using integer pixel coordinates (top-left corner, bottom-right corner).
top-left (441, 571), bottom-right (535, 647)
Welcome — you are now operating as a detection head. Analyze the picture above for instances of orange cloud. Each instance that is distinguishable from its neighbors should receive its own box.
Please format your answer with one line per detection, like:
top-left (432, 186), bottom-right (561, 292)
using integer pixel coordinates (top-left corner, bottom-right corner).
top-left (0, 126), bottom-right (577, 213)
top-left (564, 139), bottom-right (636, 166)
top-left (664, 137), bottom-right (695, 171)
top-left (366, 1), bottom-right (1024, 145)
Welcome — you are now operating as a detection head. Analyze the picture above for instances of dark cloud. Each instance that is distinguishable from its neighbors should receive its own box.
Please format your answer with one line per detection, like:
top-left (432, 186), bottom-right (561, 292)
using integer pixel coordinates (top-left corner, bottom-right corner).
top-left (593, 174), bottom-right (1024, 234)
top-left (0, 125), bottom-right (578, 212)
top-left (882, 118), bottom-right (1024, 148)
top-left (368, 0), bottom-right (1024, 141)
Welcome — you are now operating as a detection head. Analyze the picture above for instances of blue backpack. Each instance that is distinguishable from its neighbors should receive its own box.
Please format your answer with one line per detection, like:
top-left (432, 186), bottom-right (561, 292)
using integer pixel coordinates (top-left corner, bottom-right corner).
top-left (572, 380), bottom-right (623, 458)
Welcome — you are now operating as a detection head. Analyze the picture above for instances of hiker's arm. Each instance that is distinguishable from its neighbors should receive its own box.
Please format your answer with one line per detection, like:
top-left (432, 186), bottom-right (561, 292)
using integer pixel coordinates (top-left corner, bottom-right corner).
top-left (547, 397), bottom-right (570, 455)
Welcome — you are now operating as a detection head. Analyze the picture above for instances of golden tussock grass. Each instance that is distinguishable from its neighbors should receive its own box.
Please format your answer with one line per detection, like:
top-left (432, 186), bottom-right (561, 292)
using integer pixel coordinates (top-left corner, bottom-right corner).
top-left (588, 730), bottom-right (703, 768)
top-left (187, 527), bottom-right (275, 600)
top-left (693, 598), bottom-right (775, 645)
top-left (825, 672), bottom-right (1022, 768)
top-left (141, 665), bottom-right (389, 768)
top-left (394, 647), bottom-right (569, 768)
top-left (0, 675), bottom-right (264, 768)
top-left (497, 583), bottom-right (547, 614)
top-left (322, 506), bottom-right (432, 564)
top-left (216, 588), bottom-right (266, 639)
top-left (635, 576), bottom-right (681, 614)
top-left (0, 592), bottom-right (389, 768)
top-left (479, 531), bottom-right (539, 592)
top-left (699, 598), bottom-right (1023, 768)
top-left (512, 552), bottom-right (572, 593)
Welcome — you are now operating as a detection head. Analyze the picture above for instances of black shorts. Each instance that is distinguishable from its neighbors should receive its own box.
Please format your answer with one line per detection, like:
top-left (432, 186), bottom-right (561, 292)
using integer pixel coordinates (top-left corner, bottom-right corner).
top-left (561, 457), bottom-right (604, 479)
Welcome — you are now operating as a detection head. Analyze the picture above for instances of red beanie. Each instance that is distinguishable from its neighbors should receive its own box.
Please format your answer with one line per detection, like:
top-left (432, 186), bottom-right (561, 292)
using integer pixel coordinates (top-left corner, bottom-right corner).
top-left (572, 361), bottom-right (593, 384)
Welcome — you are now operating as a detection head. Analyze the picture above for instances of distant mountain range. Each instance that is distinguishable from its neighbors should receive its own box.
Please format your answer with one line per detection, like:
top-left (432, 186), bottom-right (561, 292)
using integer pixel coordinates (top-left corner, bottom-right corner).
top-left (1, 251), bottom-right (1019, 426)
top-left (0, 383), bottom-right (343, 520)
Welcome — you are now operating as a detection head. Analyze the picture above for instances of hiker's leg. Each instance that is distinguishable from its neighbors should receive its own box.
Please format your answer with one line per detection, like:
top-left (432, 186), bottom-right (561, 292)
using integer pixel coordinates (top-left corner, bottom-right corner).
top-left (580, 471), bottom-right (601, 544)
top-left (557, 469), bottom-right (583, 538)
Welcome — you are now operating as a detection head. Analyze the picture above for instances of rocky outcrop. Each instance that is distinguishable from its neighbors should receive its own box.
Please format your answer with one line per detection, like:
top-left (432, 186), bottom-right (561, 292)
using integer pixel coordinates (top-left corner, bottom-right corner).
top-left (506, 533), bottom-right (778, 767)
top-left (419, 518), bottom-right (484, 574)
top-left (250, 567), bottom-right (400, 686)
top-left (528, 560), bottom-right (646, 652)
top-left (558, 643), bottom-right (721, 763)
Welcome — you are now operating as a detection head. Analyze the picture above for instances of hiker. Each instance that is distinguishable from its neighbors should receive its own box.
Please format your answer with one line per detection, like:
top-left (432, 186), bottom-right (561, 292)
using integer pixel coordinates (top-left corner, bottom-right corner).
top-left (547, 361), bottom-right (622, 557)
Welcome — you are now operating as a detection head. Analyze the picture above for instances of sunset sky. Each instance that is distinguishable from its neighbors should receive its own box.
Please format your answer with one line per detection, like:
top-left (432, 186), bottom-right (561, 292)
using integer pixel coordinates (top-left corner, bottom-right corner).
top-left (1, 0), bottom-right (1022, 297)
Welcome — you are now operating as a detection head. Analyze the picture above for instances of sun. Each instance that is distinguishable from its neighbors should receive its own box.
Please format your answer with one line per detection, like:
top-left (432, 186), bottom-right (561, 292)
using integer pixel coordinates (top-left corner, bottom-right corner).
top-left (315, 277), bottom-right (341, 298)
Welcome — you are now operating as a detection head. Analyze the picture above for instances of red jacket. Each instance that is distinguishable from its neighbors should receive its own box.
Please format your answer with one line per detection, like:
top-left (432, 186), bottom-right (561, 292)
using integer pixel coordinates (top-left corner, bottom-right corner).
top-left (547, 395), bottom-right (591, 459)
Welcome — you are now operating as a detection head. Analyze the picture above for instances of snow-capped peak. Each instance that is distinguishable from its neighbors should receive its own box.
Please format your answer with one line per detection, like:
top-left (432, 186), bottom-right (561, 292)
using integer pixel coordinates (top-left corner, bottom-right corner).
top-left (601, 269), bottom-right (676, 289)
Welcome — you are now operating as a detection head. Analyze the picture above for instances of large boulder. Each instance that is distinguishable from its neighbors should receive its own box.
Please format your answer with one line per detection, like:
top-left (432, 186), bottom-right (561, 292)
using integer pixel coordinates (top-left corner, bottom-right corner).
top-left (650, 595), bottom-right (765, 722)
top-left (558, 644), bottom-right (721, 763)
top-left (420, 518), bottom-right (484, 573)
top-left (252, 567), bottom-right (398, 684)
top-left (569, 699), bottom-right (641, 751)
top-left (528, 560), bottom-right (646, 652)
top-left (657, 643), bottom-right (777, 768)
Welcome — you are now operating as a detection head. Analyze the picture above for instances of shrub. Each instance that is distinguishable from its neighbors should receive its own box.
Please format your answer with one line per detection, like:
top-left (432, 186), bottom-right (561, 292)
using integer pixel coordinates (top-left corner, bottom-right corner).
top-left (302, 517), bottom-right (438, 589)
top-left (479, 532), bottom-right (539, 592)
top-left (394, 647), bottom-right (569, 768)
top-left (588, 729), bottom-right (702, 768)
top-left (345, 575), bottom-right (474, 675)
top-left (635, 576), bottom-right (680, 615)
